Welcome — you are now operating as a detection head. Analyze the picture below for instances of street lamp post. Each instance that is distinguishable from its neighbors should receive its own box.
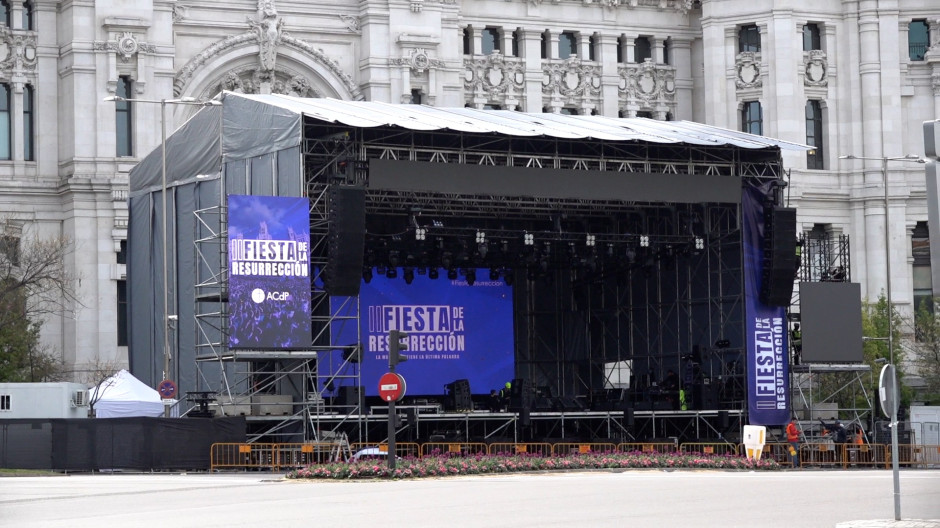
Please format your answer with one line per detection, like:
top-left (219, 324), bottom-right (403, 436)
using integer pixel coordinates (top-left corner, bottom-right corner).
top-left (839, 153), bottom-right (925, 521)
top-left (104, 95), bottom-right (220, 416)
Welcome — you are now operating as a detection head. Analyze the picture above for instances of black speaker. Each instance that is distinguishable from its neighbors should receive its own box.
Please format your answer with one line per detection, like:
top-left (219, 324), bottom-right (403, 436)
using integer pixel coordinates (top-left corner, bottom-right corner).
top-left (519, 407), bottom-right (531, 427)
top-left (337, 385), bottom-right (363, 410)
top-left (760, 206), bottom-right (797, 306)
top-left (324, 186), bottom-right (366, 296)
top-left (509, 378), bottom-right (532, 411)
top-left (718, 410), bottom-right (730, 429)
top-left (444, 379), bottom-right (472, 411)
top-left (623, 408), bottom-right (635, 428)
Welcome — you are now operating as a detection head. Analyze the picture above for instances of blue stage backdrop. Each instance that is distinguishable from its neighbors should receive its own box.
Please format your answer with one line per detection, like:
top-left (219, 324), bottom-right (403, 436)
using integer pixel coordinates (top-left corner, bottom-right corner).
top-left (227, 194), bottom-right (311, 349)
top-left (742, 185), bottom-right (790, 425)
top-left (331, 271), bottom-right (515, 397)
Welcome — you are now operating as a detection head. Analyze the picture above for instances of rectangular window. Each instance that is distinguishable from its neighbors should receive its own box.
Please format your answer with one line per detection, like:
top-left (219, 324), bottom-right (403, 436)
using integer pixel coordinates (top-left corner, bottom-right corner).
top-left (481, 27), bottom-right (500, 55)
top-left (803, 23), bottom-right (821, 51)
top-left (636, 111), bottom-right (653, 119)
top-left (617, 36), bottom-right (624, 63)
top-left (23, 84), bottom-right (33, 161)
top-left (117, 239), bottom-right (127, 264)
top-left (21, 1), bottom-right (32, 30)
top-left (0, 235), bottom-right (18, 265)
top-left (541, 30), bottom-right (549, 59)
top-left (0, 1), bottom-right (9, 28)
top-left (909, 20), bottom-right (929, 61)
top-left (742, 101), bottom-right (762, 135)
top-left (589, 34), bottom-right (597, 61)
top-left (559, 31), bottom-right (577, 59)
top-left (559, 107), bottom-right (578, 115)
top-left (738, 24), bottom-right (760, 53)
top-left (0, 83), bottom-right (9, 160)
top-left (663, 38), bottom-right (671, 65)
top-left (410, 89), bottom-right (423, 105)
top-left (462, 27), bottom-right (472, 55)
top-left (116, 76), bottom-right (133, 157)
top-left (117, 279), bottom-right (128, 346)
top-left (511, 29), bottom-right (521, 57)
top-left (913, 222), bottom-right (932, 316)
top-left (634, 36), bottom-right (652, 63)
top-left (0, 394), bottom-right (10, 411)
top-left (805, 100), bottom-right (824, 169)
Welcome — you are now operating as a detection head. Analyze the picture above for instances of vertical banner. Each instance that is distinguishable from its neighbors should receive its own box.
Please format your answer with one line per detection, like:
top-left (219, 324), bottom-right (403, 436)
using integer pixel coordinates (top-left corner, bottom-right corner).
top-left (228, 194), bottom-right (311, 349)
top-left (742, 185), bottom-right (790, 425)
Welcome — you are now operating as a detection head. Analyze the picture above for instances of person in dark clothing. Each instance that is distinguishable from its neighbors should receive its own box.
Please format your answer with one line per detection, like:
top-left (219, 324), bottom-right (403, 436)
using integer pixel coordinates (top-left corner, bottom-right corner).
top-left (822, 420), bottom-right (848, 463)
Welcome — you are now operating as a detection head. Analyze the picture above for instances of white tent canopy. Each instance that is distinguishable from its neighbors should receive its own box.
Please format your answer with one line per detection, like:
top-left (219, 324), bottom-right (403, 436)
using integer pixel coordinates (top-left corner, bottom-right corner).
top-left (90, 369), bottom-right (166, 418)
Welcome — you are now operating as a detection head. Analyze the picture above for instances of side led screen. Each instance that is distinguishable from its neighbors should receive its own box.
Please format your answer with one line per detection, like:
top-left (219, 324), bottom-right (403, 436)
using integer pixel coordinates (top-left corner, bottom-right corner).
top-left (228, 194), bottom-right (311, 349)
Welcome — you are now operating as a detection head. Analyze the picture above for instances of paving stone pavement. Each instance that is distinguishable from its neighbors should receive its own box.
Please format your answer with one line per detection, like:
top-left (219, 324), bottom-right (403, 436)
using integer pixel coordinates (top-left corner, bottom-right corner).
top-left (836, 521), bottom-right (940, 528)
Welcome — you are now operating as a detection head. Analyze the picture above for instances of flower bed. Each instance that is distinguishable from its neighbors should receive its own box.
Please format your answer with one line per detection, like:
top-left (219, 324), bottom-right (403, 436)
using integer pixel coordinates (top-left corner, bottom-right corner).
top-left (286, 451), bottom-right (779, 480)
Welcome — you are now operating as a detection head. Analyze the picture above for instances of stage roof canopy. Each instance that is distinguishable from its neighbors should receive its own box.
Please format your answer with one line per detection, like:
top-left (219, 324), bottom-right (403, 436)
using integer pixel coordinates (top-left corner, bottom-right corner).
top-left (129, 92), bottom-right (810, 194)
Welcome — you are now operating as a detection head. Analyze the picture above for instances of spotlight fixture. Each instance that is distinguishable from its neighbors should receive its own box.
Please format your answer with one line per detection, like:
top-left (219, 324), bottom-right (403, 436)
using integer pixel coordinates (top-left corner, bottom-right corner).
top-left (362, 267), bottom-right (373, 283)
top-left (694, 237), bottom-right (704, 250)
top-left (504, 270), bottom-right (514, 286)
top-left (476, 231), bottom-right (486, 243)
top-left (586, 234), bottom-right (595, 247)
top-left (489, 267), bottom-right (500, 281)
top-left (428, 267), bottom-right (439, 280)
top-left (639, 235), bottom-right (650, 247)
top-left (447, 268), bottom-right (458, 280)
top-left (465, 268), bottom-right (476, 286)
top-left (415, 227), bottom-right (427, 241)
top-left (403, 267), bottom-right (415, 285)
top-left (386, 267), bottom-right (398, 279)
top-left (524, 232), bottom-right (534, 246)
top-left (388, 250), bottom-right (400, 267)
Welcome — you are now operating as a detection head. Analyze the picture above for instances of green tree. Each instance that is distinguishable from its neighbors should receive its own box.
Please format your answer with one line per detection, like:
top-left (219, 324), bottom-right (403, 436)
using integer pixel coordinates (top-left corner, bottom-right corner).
top-left (0, 219), bottom-right (78, 382)
top-left (910, 298), bottom-right (940, 403)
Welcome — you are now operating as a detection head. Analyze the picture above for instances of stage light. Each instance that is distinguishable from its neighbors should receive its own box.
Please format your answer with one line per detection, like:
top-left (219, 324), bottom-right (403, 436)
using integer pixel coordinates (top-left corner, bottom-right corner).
top-left (489, 267), bottom-right (500, 281)
top-left (476, 231), bottom-right (486, 243)
top-left (428, 267), bottom-right (439, 279)
top-left (504, 270), bottom-right (514, 286)
top-left (388, 250), bottom-right (400, 267)
top-left (524, 232), bottom-right (534, 246)
top-left (386, 267), bottom-right (398, 279)
top-left (586, 234), bottom-right (595, 247)
top-left (639, 235), bottom-right (649, 247)
top-left (447, 268), bottom-right (458, 280)
top-left (403, 267), bottom-right (415, 284)
top-left (695, 237), bottom-right (704, 250)
top-left (465, 268), bottom-right (476, 286)
top-left (362, 267), bottom-right (373, 283)
top-left (415, 227), bottom-right (426, 240)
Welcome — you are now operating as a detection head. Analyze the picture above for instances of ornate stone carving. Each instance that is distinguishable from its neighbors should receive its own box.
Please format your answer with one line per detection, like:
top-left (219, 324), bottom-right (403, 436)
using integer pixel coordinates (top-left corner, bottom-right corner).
top-left (172, 4), bottom-right (188, 22)
top-left (93, 32), bottom-right (155, 63)
top-left (392, 48), bottom-right (444, 73)
top-left (215, 66), bottom-right (323, 98)
top-left (281, 34), bottom-right (362, 99)
top-left (339, 15), bottom-right (361, 34)
top-left (464, 53), bottom-right (525, 100)
top-left (803, 50), bottom-right (828, 87)
top-left (247, 0), bottom-right (283, 76)
top-left (542, 57), bottom-right (601, 98)
top-left (525, 0), bottom-right (692, 10)
top-left (0, 28), bottom-right (38, 74)
top-left (618, 61), bottom-right (676, 107)
top-left (411, 0), bottom-right (424, 12)
top-left (735, 51), bottom-right (762, 89)
top-left (932, 72), bottom-right (940, 96)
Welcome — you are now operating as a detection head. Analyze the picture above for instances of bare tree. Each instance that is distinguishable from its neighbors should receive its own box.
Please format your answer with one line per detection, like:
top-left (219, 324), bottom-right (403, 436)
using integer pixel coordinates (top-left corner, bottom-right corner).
top-left (0, 217), bottom-right (81, 382)
top-left (80, 355), bottom-right (125, 417)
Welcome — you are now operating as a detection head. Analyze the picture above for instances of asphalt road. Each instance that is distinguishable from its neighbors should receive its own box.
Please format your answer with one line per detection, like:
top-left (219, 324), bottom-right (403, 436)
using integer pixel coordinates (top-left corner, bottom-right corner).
top-left (2, 469), bottom-right (939, 528)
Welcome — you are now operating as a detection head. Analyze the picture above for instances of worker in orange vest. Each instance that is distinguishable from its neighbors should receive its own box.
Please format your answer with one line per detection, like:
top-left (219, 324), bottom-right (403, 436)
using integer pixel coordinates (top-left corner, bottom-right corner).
top-left (786, 420), bottom-right (801, 468)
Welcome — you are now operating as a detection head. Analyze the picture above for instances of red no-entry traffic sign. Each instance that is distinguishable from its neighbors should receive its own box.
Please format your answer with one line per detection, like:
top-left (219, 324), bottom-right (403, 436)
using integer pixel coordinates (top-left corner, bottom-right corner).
top-left (378, 372), bottom-right (406, 402)
top-left (158, 379), bottom-right (177, 400)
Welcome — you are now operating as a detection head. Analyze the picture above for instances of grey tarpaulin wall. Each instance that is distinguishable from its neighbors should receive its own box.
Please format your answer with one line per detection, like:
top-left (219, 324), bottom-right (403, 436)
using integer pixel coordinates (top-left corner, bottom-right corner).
top-left (127, 92), bottom-right (304, 399)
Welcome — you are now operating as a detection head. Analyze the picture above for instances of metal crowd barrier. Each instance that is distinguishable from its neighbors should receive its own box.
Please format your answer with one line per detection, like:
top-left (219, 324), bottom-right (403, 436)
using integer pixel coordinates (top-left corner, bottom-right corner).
top-left (210, 441), bottom-right (940, 472)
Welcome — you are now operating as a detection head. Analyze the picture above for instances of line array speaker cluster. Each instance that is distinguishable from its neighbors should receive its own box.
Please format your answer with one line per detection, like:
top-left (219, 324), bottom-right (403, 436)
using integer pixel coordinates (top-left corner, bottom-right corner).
top-left (759, 206), bottom-right (797, 307)
top-left (323, 186), bottom-right (366, 296)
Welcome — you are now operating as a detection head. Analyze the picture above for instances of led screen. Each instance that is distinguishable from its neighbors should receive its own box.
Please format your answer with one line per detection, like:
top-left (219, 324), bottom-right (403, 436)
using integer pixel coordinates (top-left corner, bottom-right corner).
top-left (228, 194), bottom-right (311, 349)
top-left (331, 270), bottom-right (515, 397)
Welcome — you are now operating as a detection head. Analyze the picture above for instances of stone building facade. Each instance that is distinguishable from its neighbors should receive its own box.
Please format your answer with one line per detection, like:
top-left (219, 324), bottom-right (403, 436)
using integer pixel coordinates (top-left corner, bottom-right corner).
top-left (0, 0), bottom-right (935, 379)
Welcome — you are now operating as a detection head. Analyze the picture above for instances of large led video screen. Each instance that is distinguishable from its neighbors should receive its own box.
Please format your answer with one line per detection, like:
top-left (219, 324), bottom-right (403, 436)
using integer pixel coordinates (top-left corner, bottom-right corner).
top-left (331, 270), bottom-right (515, 397)
top-left (228, 194), bottom-right (311, 349)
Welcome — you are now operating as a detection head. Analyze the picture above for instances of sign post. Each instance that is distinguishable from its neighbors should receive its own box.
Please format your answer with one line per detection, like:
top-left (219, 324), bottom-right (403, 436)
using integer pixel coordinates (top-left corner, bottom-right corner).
top-left (879, 363), bottom-right (901, 520)
top-left (384, 330), bottom-right (408, 470)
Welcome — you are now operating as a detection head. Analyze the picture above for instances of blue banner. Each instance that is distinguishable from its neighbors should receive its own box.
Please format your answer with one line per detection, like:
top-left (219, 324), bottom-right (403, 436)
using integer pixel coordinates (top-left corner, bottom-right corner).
top-left (331, 270), bottom-right (515, 396)
top-left (742, 185), bottom-right (790, 425)
top-left (227, 194), bottom-right (311, 349)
